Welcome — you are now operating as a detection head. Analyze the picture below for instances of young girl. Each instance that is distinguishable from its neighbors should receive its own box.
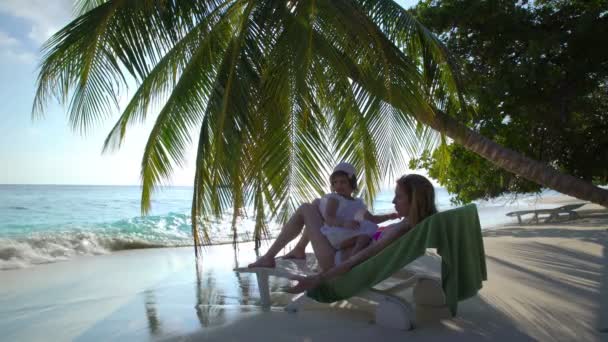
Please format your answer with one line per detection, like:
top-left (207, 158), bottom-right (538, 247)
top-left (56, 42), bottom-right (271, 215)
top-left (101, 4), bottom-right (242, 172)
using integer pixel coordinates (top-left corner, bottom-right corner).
top-left (287, 162), bottom-right (399, 260)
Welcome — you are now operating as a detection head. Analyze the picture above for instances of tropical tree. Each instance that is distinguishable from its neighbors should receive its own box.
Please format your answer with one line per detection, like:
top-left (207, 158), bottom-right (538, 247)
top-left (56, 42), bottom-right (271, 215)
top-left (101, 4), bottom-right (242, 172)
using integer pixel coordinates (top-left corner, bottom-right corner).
top-left (409, 0), bottom-right (608, 203)
top-left (33, 0), bottom-right (608, 256)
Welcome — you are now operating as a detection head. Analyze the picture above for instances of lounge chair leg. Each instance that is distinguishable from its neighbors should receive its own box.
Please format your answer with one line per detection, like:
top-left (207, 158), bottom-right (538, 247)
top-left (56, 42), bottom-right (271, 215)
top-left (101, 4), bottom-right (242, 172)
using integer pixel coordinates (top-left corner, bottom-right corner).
top-left (415, 304), bottom-right (452, 325)
top-left (413, 278), bottom-right (452, 326)
top-left (414, 278), bottom-right (446, 307)
top-left (256, 270), bottom-right (271, 308)
top-left (285, 293), bottom-right (315, 313)
top-left (375, 296), bottom-right (414, 330)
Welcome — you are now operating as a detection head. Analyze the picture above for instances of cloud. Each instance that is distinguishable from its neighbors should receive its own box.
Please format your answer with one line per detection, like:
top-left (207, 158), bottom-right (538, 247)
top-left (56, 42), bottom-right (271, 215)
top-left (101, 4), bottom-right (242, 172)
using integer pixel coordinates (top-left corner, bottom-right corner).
top-left (0, 30), bottom-right (35, 63)
top-left (0, 31), bottom-right (19, 46)
top-left (1, 48), bottom-right (36, 64)
top-left (0, 0), bottom-right (73, 45)
top-left (0, 1), bottom-right (72, 64)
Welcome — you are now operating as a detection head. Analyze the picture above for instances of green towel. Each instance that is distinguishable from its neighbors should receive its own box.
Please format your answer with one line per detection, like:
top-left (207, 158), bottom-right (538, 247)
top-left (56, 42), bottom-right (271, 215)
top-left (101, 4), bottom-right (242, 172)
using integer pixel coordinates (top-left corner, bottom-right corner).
top-left (307, 204), bottom-right (487, 315)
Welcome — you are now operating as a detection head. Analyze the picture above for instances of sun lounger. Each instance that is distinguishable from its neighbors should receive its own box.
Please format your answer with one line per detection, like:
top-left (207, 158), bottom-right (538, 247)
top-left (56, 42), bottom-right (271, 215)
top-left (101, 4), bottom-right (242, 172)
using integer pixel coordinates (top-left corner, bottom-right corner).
top-left (506, 203), bottom-right (587, 224)
top-left (235, 204), bottom-right (487, 330)
top-left (236, 251), bottom-right (449, 330)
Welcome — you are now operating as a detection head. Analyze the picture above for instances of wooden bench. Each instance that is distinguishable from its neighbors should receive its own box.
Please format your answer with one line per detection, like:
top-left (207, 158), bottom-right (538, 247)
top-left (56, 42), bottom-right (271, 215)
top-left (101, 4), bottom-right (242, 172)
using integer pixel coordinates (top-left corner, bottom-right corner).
top-left (506, 203), bottom-right (586, 224)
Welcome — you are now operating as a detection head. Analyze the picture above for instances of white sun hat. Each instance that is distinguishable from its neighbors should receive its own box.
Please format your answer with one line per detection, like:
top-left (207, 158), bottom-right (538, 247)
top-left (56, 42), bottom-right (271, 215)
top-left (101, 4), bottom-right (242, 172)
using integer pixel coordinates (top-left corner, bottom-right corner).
top-left (332, 162), bottom-right (356, 177)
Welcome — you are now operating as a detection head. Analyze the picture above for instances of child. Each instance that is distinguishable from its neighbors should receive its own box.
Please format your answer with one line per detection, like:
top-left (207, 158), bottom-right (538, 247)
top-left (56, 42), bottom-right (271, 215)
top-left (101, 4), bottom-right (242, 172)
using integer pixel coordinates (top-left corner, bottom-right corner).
top-left (314, 162), bottom-right (399, 256)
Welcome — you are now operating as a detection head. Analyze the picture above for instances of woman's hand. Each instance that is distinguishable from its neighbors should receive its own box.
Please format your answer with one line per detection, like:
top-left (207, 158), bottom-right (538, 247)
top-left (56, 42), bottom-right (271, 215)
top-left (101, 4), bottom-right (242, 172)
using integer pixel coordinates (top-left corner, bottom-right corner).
top-left (285, 274), bottom-right (322, 294)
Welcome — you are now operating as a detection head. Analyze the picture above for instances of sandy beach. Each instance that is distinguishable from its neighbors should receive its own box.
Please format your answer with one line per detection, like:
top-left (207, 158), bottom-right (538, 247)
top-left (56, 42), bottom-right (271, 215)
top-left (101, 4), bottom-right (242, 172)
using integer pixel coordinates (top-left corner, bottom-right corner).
top-left (1, 198), bottom-right (606, 341)
top-left (2, 0), bottom-right (606, 341)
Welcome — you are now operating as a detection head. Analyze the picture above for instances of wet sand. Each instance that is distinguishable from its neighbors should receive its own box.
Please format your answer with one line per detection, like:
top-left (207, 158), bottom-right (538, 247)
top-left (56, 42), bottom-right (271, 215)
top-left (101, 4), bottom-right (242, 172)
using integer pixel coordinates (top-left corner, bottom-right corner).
top-left (0, 200), bottom-right (606, 341)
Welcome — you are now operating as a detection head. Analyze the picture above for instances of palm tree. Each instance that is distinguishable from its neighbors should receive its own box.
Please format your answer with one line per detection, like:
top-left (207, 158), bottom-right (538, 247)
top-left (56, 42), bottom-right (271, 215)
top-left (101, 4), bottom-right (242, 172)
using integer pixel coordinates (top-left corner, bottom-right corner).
top-left (33, 0), bottom-right (608, 256)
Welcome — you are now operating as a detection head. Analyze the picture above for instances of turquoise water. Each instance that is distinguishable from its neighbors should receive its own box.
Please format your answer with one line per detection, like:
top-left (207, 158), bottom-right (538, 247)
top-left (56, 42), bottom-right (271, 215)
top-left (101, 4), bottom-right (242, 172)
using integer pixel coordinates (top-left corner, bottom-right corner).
top-left (0, 184), bottom-right (549, 270)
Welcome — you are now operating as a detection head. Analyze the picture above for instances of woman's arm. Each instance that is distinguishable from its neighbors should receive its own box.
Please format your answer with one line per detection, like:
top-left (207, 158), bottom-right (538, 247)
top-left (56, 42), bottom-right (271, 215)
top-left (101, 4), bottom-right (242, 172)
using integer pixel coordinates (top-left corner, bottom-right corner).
top-left (286, 220), bottom-right (412, 293)
top-left (322, 221), bottom-right (410, 279)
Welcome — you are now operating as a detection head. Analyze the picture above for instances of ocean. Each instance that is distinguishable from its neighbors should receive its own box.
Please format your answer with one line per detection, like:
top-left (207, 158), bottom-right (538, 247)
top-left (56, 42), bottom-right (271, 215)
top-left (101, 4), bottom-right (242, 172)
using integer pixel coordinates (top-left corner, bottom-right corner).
top-left (0, 184), bottom-right (556, 270)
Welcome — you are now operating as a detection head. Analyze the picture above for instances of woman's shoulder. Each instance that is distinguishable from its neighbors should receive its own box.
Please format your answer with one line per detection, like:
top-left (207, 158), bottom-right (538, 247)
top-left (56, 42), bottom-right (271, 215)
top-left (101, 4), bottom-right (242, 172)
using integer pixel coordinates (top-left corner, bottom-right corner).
top-left (379, 219), bottom-right (410, 236)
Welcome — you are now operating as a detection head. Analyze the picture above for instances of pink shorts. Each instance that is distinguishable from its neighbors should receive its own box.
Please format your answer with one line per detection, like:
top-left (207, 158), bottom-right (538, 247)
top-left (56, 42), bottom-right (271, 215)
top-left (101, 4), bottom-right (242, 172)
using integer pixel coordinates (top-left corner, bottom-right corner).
top-left (372, 225), bottom-right (390, 241)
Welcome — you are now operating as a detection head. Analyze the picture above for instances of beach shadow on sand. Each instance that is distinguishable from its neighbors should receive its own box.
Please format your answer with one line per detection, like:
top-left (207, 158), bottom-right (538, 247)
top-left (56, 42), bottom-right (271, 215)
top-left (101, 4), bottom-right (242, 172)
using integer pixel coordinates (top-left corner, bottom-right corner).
top-left (600, 233), bottom-right (608, 335)
top-left (484, 225), bottom-right (608, 340)
top-left (484, 226), bottom-right (606, 244)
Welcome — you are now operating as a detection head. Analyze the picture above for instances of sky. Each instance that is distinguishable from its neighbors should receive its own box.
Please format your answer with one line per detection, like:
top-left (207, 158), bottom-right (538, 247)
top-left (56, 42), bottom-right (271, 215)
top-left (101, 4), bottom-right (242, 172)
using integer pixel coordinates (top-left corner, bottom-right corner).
top-left (0, 0), bottom-right (419, 186)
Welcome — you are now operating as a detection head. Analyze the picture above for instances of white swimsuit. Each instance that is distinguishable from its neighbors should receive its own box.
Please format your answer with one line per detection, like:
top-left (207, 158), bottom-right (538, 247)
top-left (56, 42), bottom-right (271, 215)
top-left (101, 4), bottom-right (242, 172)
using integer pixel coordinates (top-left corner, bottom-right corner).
top-left (318, 193), bottom-right (378, 249)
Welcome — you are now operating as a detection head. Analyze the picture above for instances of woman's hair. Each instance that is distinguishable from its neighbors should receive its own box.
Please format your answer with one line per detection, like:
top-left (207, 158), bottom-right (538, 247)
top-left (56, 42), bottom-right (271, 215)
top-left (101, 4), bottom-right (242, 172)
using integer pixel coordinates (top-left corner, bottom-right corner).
top-left (397, 174), bottom-right (437, 226)
top-left (330, 171), bottom-right (358, 191)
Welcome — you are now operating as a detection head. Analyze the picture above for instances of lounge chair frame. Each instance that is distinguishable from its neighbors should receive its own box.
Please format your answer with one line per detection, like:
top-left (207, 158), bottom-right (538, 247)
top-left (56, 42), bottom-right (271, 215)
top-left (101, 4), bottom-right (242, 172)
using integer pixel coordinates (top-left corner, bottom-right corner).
top-left (234, 252), bottom-right (451, 330)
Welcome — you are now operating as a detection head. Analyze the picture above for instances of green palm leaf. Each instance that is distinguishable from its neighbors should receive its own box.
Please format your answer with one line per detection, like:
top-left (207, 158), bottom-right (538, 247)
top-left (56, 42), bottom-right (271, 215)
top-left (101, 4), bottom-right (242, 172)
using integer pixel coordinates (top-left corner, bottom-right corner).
top-left (33, 0), bottom-right (487, 254)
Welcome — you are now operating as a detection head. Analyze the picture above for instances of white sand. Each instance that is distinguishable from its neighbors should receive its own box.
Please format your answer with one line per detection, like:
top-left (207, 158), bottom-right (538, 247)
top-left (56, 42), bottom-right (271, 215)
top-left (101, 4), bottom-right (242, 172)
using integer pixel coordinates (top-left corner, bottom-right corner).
top-left (0, 196), bottom-right (606, 341)
top-left (169, 214), bottom-right (608, 342)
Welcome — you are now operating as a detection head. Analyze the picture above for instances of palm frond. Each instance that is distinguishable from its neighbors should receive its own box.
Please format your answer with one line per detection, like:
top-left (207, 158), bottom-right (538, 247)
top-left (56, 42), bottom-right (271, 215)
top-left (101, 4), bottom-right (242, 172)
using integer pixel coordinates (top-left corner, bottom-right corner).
top-left (356, 0), bottom-right (468, 114)
top-left (102, 1), bottom-right (233, 152)
top-left (189, 1), bottom-right (267, 245)
top-left (33, 1), bottom-right (223, 133)
top-left (34, 0), bottom-right (472, 254)
top-left (140, 2), bottom-right (248, 214)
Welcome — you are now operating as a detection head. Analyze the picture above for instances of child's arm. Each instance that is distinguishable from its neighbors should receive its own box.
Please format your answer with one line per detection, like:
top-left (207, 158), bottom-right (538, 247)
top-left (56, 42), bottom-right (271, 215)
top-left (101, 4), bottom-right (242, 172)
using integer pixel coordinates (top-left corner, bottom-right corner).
top-left (325, 197), bottom-right (359, 229)
top-left (364, 210), bottom-right (400, 224)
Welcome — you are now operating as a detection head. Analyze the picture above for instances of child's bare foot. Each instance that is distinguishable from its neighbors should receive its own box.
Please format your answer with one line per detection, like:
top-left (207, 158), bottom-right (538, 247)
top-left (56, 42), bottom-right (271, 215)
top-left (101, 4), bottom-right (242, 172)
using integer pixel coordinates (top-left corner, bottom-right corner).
top-left (247, 256), bottom-right (276, 268)
top-left (281, 249), bottom-right (306, 260)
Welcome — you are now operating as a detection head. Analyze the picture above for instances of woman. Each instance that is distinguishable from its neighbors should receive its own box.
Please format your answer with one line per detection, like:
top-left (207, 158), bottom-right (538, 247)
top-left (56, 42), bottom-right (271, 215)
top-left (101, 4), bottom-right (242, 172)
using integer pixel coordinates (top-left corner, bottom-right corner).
top-left (248, 174), bottom-right (438, 292)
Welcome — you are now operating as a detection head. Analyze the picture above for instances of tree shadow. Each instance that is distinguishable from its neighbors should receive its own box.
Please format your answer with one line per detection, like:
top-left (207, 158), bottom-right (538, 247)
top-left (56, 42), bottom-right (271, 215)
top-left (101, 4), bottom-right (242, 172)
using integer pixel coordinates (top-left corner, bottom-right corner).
top-left (446, 295), bottom-right (539, 341)
top-left (483, 227), bottom-right (607, 246)
top-left (599, 234), bottom-right (608, 334)
top-left (484, 238), bottom-right (607, 340)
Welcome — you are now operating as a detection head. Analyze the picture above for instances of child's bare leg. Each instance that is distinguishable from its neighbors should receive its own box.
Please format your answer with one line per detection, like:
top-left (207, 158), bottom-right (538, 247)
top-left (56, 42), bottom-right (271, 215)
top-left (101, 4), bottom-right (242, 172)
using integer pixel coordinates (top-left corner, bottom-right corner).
top-left (282, 198), bottom-right (321, 259)
top-left (282, 234), bottom-right (308, 259)
top-left (338, 236), bottom-right (359, 250)
top-left (338, 245), bottom-right (355, 262)
top-left (248, 204), bottom-right (308, 268)
top-left (350, 235), bottom-right (371, 255)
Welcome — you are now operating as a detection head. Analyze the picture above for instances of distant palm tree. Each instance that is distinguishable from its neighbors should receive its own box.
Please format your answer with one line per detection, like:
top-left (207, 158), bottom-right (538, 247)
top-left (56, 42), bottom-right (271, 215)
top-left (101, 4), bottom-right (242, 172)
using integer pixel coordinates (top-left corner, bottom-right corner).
top-left (33, 0), bottom-right (608, 256)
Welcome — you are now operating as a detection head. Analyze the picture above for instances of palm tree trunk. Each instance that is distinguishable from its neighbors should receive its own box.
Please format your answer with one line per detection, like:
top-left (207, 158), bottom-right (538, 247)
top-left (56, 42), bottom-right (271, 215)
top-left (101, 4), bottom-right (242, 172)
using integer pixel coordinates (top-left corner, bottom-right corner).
top-left (427, 109), bottom-right (608, 208)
